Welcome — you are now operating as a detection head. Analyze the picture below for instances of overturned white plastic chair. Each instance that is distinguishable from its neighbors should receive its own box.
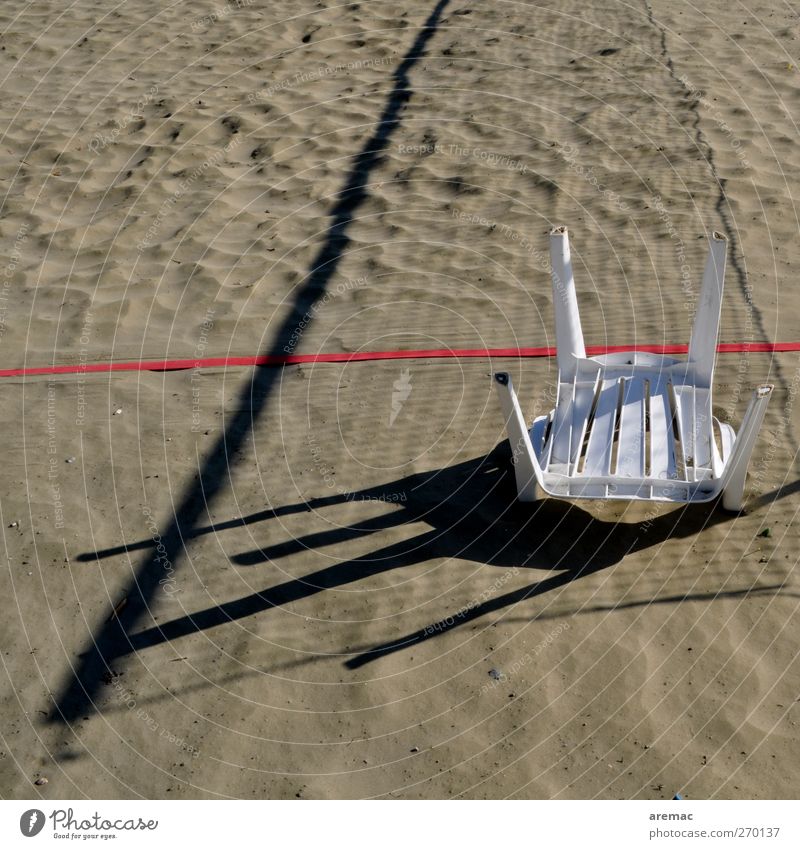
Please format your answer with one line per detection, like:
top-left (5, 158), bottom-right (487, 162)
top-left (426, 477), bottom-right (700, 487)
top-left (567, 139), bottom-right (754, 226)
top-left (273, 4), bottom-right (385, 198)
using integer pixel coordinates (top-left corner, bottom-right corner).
top-left (495, 226), bottom-right (772, 511)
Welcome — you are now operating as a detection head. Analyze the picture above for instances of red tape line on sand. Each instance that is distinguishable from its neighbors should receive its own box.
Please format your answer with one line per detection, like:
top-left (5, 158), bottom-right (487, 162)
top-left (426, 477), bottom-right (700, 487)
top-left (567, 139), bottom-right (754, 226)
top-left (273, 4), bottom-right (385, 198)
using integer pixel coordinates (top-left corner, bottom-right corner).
top-left (0, 342), bottom-right (797, 379)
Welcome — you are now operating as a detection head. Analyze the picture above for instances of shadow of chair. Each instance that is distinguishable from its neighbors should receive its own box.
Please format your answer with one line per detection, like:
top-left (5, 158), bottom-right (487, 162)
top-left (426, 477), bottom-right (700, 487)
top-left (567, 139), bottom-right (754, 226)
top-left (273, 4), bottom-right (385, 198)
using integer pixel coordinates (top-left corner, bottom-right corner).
top-left (77, 440), bottom-right (762, 673)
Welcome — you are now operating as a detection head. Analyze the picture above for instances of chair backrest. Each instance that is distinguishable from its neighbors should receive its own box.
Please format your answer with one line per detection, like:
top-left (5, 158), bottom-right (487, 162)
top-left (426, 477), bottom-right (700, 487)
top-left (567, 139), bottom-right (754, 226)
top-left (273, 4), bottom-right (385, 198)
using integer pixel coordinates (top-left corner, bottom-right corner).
top-left (545, 227), bottom-right (728, 480)
top-left (549, 227), bottom-right (727, 387)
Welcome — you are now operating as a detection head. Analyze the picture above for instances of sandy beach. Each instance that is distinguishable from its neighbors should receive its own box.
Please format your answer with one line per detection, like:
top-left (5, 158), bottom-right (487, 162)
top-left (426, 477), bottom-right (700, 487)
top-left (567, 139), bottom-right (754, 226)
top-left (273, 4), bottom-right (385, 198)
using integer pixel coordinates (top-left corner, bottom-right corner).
top-left (1, 0), bottom-right (799, 799)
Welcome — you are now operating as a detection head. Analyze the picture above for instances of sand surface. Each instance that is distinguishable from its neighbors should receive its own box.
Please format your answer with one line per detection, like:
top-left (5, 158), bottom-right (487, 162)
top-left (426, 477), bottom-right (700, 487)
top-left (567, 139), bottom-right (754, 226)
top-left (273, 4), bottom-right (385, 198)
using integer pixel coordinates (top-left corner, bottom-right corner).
top-left (1, 0), bottom-right (799, 799)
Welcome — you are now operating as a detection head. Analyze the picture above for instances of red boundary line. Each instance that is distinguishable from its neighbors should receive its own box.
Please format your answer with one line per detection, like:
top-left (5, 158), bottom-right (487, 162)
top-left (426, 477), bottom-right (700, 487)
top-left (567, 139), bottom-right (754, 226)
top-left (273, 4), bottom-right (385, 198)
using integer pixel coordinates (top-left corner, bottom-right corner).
top-left (0, 342), bottom-right (796, 379)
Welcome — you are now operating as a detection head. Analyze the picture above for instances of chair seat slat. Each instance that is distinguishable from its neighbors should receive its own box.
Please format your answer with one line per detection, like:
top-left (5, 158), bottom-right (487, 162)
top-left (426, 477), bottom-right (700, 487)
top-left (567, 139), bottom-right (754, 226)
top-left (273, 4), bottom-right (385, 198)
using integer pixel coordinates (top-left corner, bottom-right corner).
top-left (616, 377), bottom-right (646, 477)
top-left (583, 380), bottom-right (619, 477)
top-left (568, 371), bottom-right (602, 475)
top-left (549, 380), bottom-right (575, 466)
top-left (674, 386), bottom-right (712, 472)
top-left (649, 380), bottom-right (677, 480)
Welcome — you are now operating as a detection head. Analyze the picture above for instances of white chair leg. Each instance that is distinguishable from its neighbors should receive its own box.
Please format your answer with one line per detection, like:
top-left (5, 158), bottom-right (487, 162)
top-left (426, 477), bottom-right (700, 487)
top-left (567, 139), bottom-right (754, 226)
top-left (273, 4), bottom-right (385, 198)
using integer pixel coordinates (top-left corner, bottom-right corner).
top-left (549, 226), bottom-right (585, 382)
top-left (493, 372), bottom-right (544, 501)
top-left (721, 385), bottom-right (773, 511)
top-left (688, 231), bottom-right (727, 386)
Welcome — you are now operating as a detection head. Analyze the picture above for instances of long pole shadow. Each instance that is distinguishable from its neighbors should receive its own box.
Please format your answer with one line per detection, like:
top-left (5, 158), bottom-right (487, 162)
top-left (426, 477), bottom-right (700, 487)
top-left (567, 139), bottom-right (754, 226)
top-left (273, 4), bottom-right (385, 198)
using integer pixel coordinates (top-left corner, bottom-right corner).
top-left (50, 0), bottom-right (452, 724)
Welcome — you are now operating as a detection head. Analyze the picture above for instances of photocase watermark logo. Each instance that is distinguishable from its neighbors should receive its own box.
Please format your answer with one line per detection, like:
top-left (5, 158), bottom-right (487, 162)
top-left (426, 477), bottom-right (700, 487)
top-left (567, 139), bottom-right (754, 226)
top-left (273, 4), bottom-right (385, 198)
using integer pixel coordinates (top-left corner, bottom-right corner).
top-left (19, 809), bottom-right (45, 837)
top-left (389, 368), bottom-right (412, 427)
top-left (17, 808), bottom-right (159, 836)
